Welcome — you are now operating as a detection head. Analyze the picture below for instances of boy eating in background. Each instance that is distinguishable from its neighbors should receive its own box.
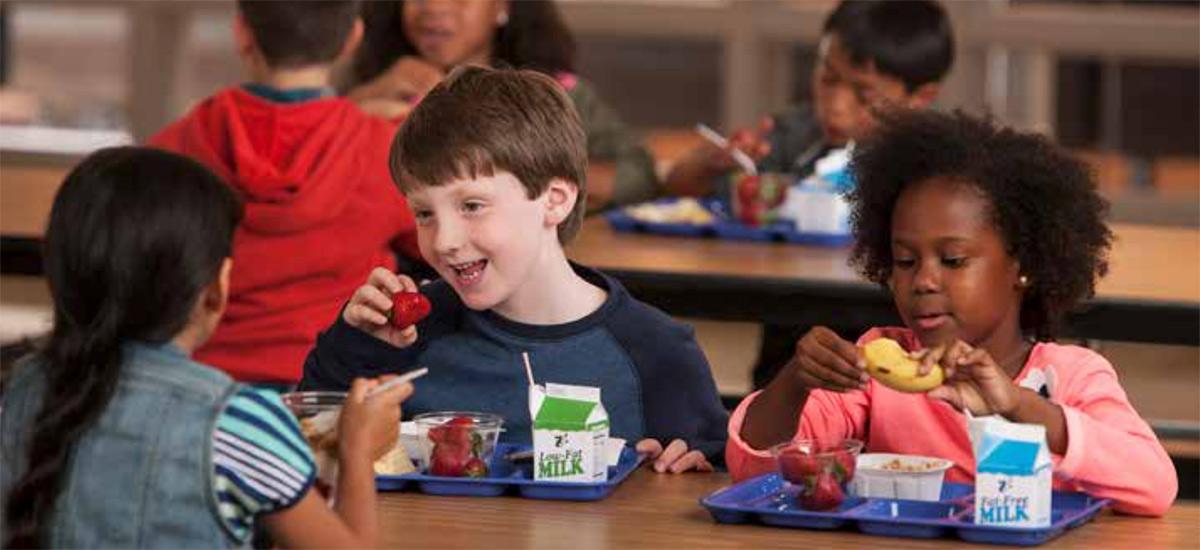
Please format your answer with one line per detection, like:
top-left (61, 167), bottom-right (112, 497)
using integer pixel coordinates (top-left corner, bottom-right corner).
top-left (302, 66), bottom-right (729, 473)
top-left (663, 0), bottom-right (956, 388)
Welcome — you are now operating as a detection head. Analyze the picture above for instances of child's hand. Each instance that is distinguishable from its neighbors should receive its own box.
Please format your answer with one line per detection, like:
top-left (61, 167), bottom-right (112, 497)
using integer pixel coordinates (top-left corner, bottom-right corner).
top-left (380, 56), bottom-right (444, 100)
top-left (338, 376), bottom-right (414, 462)
top-left (704, 116), bottom-right (774, 173)
top-left (343, 267), bottom-right (420, 348)
top-left (785, 326), bottom-right (869, 393)
top-left (636, 438), bottom-right (714, 474)
top-left (921, 341), bottom-right (1021, 416)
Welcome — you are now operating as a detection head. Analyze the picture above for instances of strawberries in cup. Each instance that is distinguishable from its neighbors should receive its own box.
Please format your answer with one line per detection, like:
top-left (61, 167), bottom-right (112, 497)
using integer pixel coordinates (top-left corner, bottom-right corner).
top-left (771, 438), bottom-right (864, 511)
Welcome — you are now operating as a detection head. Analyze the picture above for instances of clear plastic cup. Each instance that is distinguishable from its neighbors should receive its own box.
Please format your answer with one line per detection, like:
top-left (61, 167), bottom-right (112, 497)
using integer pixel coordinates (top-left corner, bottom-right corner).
top-left (281, 391), bottom-right (346, 497)
top-left (412, 412), bottom-right (503, 477)
top-left (771, 438), bottom-right (864, 511)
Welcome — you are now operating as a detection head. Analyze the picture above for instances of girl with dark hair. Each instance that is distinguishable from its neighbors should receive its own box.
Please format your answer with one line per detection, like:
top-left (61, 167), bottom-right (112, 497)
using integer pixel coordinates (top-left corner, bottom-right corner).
top-left (0, 147), bottom-right (412, 548)
top-left (343, 0), bottom-right (658, 210)
top-left (728, 110), bottom-right (1177, 517)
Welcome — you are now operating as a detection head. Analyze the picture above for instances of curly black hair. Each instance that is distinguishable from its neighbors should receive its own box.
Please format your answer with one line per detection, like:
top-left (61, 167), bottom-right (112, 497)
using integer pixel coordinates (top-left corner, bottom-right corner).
top-left (847, 110), bottom-right (1113, 340)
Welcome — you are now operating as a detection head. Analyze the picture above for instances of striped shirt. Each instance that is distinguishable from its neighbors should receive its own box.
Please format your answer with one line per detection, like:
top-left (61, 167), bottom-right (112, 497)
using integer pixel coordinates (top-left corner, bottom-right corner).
top-left (212, 387), bottom-right (316, 539)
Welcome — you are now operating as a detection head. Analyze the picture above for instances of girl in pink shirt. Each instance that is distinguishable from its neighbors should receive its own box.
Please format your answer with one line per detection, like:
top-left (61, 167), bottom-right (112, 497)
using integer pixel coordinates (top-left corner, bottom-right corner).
top-left (728, 110), bottom-right (1177, 516)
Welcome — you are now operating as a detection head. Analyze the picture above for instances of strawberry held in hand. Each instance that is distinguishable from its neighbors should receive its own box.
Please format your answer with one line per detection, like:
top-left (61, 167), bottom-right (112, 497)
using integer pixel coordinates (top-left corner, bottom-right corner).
top-left (389, 291), bottom-right (431, 329)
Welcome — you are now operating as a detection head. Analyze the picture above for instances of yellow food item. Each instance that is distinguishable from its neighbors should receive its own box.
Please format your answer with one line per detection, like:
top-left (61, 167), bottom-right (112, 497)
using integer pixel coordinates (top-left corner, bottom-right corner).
top-left (374, 444), bottom-right (416, 475)
top-left (862, 338), bottom-right (944, 393)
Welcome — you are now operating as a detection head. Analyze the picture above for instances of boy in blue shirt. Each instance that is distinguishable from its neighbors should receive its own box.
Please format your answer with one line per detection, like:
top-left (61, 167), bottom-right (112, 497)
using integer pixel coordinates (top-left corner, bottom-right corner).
top-left (301, 66), bottom-right (728, 473)
top-left (662, 0), bottom-right (956, 388)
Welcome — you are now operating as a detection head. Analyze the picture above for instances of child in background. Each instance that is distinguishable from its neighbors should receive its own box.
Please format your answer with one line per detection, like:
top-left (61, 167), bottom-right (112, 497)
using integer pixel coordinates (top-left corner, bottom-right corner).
top-left (302, 67), bottom-right (729, 473)
top-left (729, 111), bottom-right (1177, 516)
top-left (151, 0), bottom-right (419, 386)
top-left (344, 0), bottom-right (658, 211)
top-left (663, 0), bottom-right (955, 389)
top-left (0, 147), bottom-right (412, 547)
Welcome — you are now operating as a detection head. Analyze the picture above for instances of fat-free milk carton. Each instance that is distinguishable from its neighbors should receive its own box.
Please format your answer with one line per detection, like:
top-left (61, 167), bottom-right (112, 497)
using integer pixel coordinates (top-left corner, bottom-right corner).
top-left (529, 383), bottom-right (609, 483)
top-left (970, 415), bottom-right (1052, 527)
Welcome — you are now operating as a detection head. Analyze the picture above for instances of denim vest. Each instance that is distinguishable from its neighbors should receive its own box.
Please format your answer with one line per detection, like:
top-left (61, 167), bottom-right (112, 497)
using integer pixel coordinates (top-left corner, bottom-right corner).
top-left (1, 342), bottom-right (243, 548)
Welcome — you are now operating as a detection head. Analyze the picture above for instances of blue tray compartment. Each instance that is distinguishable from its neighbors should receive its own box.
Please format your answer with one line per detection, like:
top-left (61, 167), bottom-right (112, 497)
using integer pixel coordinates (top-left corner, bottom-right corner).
top-left (700, 475), bottom-right (1110, 546)
top-left (605, 198), bottom-right (851, 247)
top-left (376, 443), bottom-right (642, 501)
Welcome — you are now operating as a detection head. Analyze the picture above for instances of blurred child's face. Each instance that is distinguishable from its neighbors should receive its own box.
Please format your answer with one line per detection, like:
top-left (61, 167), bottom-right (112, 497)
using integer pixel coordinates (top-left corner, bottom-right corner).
top-left (403, 0), bottom-right (505, 70)
top-left (407, 170), bottom-right (566, 315)
top-left (889, 176), bottom-right (1025, 354)
top-left (812, 35), bottom-right (934, 146)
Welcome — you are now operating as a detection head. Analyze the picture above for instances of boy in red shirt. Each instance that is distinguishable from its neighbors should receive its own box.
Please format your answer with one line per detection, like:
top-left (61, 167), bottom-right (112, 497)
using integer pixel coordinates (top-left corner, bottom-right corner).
top-left (152, 1), bottom-right (419, 385)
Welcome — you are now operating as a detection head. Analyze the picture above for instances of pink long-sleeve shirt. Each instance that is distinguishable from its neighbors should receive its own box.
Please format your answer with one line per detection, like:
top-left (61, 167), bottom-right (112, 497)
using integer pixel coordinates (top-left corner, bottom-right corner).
top-left (726, 327), bottom-right (1178, 516)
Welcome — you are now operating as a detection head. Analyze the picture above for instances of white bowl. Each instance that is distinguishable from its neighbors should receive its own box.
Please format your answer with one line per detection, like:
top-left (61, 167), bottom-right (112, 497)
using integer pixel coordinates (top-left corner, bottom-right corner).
top-left (851, 453), bottom-right (954, 501)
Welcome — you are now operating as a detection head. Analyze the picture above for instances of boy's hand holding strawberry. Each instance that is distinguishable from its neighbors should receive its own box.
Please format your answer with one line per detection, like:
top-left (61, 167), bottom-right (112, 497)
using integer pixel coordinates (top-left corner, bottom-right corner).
top-left (344, 267), bottom-right (431, 348)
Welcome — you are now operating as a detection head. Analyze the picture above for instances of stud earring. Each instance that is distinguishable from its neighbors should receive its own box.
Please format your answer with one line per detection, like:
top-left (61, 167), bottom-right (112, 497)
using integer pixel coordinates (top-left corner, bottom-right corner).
top-left (1018, 275), bottom-right (1030, 288)
top-left (496, 12), bottom-right (508, 26)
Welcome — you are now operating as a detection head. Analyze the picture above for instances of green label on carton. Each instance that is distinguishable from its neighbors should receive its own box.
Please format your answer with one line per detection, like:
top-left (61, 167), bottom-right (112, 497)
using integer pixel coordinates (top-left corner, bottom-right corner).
top-left (534, 396), bottom-right (600, 431)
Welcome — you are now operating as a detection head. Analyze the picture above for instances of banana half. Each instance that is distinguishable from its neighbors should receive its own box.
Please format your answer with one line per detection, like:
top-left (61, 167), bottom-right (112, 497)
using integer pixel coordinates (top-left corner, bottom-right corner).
top-left (862, 338), bottom-right (944, 393)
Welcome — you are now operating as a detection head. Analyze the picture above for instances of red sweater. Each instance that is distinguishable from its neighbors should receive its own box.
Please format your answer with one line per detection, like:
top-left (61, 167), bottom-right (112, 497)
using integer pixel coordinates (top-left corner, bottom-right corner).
top-left (151, 87), bottom-right (418, 383)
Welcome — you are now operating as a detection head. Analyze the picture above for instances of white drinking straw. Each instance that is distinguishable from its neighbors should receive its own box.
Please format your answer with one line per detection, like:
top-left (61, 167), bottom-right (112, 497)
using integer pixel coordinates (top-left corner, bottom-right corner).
top-left (522, 352), bottom-right (536, 386)
top-left (694, 123), bottom-right (757, 176)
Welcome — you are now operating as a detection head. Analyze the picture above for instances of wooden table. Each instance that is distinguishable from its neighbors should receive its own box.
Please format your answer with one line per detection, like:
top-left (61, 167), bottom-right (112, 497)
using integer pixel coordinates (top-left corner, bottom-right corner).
top-left (376, 469), bottom-right (1200, 549)
top-left (567, 217), bottom-right (1200, 346)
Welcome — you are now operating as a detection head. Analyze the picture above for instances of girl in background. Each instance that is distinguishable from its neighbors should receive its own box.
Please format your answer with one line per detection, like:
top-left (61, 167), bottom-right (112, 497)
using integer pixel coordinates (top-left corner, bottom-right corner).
top-left (344, 0), bottom-right (658, 210)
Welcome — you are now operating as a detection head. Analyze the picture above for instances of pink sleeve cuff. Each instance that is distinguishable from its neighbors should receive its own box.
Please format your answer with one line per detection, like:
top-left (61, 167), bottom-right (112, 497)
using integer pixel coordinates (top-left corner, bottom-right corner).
top-left (1054, 404), bottom-right (1089, 480)
top-left (727, 390), bottom-right (776, 460)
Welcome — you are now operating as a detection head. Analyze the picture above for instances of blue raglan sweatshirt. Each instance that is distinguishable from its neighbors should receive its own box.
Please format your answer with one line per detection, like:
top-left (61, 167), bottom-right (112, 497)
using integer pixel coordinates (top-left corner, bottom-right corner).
top-left (299, 264), bottom-right (730, 463)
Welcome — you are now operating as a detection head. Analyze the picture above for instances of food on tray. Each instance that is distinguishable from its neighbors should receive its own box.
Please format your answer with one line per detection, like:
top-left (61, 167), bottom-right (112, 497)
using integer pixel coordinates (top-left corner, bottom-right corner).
top-left (297, 407), bottom-right (416, 477)
top-left (732, 172), bottom-right (789, 226)
top-left (772, 438), bottom-right (863, 511)
top-left (799, 471), bottom-right (845, 511)
top-left (862, 338), bottom-right (944, 393)
top-left (624, 198), bottom-right (715, 224)
top-left (425, 415), bottom-right (496, 478)
top-left (389, 291), bottom-right (431, 329)
top-left (874, 458), bottom-right (948, 473)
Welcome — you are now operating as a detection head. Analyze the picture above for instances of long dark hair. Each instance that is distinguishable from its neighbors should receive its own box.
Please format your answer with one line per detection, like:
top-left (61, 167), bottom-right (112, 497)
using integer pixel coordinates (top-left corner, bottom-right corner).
top-left (348, 0), bottom-right (576, 89)
top-left (2, 147), bottom-right (242, 548)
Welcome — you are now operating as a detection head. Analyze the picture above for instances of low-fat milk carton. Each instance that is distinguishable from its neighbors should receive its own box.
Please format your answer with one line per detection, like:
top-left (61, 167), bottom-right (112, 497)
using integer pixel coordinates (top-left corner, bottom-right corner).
top-left (529, 383), bottom-right (609, 483)
top-left (970, 415), bottom-right (1052, 527)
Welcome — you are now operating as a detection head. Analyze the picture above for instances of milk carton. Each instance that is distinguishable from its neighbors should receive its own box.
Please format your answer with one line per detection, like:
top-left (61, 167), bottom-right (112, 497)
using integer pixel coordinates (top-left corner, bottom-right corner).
top-left (776, 144), bottom-right (854, 235)
top-left (529, 383), bottom-right (609, 483)
top-left (970, 415), bottom-right (1052, 528)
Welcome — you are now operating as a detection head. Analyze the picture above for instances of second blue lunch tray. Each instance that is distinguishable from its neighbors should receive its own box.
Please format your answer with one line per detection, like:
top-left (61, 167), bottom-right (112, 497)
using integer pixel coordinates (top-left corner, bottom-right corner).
top-left (700, 474), bottom-right (1110, 546)
top-left (605, 198), bottom-right (853, 247)
top-left (376, 443), bottom-right (643, 501)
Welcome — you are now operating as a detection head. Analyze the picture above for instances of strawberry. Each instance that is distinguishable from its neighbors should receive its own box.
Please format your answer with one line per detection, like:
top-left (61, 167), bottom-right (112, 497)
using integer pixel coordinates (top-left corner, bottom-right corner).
top-left (831, 449), bottom-right (856, 484)
top-left (735, 174), bottom-right (760, 204)
top-left (464, 457), bottom-right (489, 478)
top-left (428, 417), bottom-right (484, 477)
top-left (778, 449), bottom-right (823, 483)
top-left (389, 291), bottom-right (431, 329)
top-left (798, 472), bottom-right (845, 511)
top-left (429, 442), bottom-right (471, 477)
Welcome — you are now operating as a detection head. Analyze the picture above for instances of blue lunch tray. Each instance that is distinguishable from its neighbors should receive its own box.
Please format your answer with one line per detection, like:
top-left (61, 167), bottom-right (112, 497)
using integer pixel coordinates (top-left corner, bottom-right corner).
top-left (700, 473), bottom-right (1110, 546)
top-left (376, 443), bottom-right (643, 501)
top-left (604, 198), bottom-right (853, 247)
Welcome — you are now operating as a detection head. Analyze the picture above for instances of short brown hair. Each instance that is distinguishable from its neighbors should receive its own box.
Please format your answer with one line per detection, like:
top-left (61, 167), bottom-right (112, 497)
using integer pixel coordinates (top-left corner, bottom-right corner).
top-left (390, 66), bottom-right (588, 242)
top-left (237, 0), bottom-right (360, 69)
